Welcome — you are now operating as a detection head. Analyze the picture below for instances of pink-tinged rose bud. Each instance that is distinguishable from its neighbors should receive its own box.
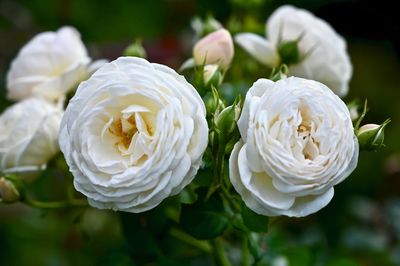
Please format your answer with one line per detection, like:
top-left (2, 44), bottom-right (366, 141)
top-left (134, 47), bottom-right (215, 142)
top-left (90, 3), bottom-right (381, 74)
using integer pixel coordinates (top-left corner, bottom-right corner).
top-left (358, 124), bottom-right (380, 133)
top-left (0, 177), bottom-right (20, 203)
top-left (193, 29), bottom-right (234, 70)
top-left (358, 119), bottom-right (390, 151)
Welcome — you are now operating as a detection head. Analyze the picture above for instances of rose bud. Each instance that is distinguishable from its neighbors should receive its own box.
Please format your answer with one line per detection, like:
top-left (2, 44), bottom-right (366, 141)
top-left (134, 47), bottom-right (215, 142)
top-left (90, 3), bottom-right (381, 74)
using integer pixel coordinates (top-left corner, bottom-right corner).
top-left (193, 29), bottom-right (234, 70)
top-left (0, 177), bottom-right (20, 203)
top-left (357, 119), bottom-right (390, 151)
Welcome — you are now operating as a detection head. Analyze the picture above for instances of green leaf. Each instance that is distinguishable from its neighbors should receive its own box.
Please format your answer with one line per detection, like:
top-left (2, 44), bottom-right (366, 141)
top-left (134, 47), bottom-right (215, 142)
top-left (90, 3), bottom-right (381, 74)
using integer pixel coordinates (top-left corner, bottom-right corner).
top-left (119, 212), bottom-right (159, 259)
top-left (241, 202), bottom-right (269, 232)
top-left (178, 186), bottom-right (198, 204)
top-left (192, 168), bottom-right (213, 187)
top-left (180, 192), bottom-right (228, 240)
top-left (247, 233), bottom-right (263, 262)
top-left (97, 251), bottom-right (135, 266)
top-left (326, 258), bottom-right (359, 266)
top-left (283, 246), bottom-right (312, 266)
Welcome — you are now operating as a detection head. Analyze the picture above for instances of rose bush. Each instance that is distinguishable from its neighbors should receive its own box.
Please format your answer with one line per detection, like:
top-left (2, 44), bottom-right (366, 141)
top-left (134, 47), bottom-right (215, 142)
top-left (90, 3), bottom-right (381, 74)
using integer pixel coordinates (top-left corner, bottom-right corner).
top-left (0, 98), bottom-right (63, 173)
top-left (235, 5), bottom-right (352, 97)
top-left (229, 77), bottom-right (358, 217)
top-left (6, 26), bottom-right (91, 101)
top-left (59, 56), bottom-right (208, 213)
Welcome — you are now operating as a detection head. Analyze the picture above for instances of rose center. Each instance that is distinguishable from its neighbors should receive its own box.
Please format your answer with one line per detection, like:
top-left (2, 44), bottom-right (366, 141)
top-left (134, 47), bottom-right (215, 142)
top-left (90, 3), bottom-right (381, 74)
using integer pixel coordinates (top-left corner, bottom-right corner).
top-left (109, 115), bottom-right (137, 149)
top-left (297, 106), bottom-right (319, 160)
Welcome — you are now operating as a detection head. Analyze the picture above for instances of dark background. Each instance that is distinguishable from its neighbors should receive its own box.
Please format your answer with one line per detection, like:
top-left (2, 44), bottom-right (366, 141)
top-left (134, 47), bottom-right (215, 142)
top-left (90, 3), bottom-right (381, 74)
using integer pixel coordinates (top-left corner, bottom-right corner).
top-left (1, 0), bottom-right (400, 265)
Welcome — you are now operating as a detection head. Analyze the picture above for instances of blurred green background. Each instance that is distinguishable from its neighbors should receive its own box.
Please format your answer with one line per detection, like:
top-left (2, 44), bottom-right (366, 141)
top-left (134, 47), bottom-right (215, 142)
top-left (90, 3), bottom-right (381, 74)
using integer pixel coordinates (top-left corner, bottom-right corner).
top-left (1, 0), bottom-right (400, 265)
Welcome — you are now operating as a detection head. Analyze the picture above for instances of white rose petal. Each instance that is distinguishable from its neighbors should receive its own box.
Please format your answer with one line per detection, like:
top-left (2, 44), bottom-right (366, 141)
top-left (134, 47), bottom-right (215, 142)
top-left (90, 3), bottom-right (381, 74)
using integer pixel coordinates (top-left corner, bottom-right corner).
top-left (235, 5), bottom-right (352, 97)
top-left (59, 56), bottom-right (209, 213)
top-left (6, 26), bottom-right (91, 101)
top-left (229, 77), bottom-right (358, 217)
top-left (0, 98), bottom-right (63, 173)
top-left (234, 33), bottom-right (279, 67)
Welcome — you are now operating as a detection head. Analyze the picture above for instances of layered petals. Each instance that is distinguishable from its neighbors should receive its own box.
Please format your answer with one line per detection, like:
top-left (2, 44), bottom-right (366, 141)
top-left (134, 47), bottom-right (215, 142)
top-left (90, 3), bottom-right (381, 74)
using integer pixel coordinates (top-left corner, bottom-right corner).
top-left (229, 77), bottom-right (358, 217)
top-left (59, 57), bottom-right (208, 213)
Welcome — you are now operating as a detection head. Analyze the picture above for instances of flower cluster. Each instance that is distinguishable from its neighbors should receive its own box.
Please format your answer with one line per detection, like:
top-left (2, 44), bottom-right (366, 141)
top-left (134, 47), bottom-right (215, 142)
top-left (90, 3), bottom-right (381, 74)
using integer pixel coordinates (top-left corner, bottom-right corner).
top-left (0, 5), bottom-right (389, 224)
top-left (1, 26), bottom-right (105, 177)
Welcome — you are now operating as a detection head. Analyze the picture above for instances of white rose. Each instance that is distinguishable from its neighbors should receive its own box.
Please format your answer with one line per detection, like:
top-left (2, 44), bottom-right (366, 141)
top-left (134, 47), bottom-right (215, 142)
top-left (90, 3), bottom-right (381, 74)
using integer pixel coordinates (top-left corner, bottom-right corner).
top-left (6, 26), bottom-right (91, 101)
top-left (235, 5), bottom-right (352, 97)
top-left (0, 98), bottom-right (63, 173)
top-left (229, 77), bottom-right (358, 217)
top-left (59, 57), bottom-right (209, 213)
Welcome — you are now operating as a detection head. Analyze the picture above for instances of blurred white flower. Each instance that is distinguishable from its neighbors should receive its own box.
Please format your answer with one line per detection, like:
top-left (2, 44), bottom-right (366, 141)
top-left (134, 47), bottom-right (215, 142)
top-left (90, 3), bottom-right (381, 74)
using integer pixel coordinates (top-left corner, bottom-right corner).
top-left (191, 16), bottom-right (222, 38)
top-left (6, 26), bottom-right (91, 101)
top-left (0, 98), bottom-right (63, 173)
top-left (193, 29), bottom-right (234, 70)
top-left (229, 77), bottom-right (358, 217)
top-left (59, 57), bottom-right (209, 213)
top-left (235, 5), bottom-right (352, 97)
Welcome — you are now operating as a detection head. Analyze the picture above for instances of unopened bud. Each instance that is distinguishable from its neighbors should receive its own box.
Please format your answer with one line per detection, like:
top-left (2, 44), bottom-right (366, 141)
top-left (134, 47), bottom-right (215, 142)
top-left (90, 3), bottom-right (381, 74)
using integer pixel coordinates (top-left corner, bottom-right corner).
top-left (215, 100), bottom-right (241, 140)
top-left (123, 39), bottom-right (147, 58)
top-left (203, 64), bottom-right (223, 87)
top-left (205, 87), bottom-right (225, 116)
top-left (357, 119), bottom-right (390, 151)
top-left (193, 29), bottom-right (234, 70)
top-left (278, 41), bottom-right (300, 65)
top-left (270, 64), bottom-right (289, 81)
top-left (0, 177), bottom-right (20, 203)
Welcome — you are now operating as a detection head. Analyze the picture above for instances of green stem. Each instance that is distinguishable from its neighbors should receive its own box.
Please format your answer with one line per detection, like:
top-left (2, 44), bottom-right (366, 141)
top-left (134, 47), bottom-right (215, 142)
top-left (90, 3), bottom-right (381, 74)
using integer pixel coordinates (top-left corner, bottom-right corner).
top-left (211, 238), bottom-right (232, 266)
top-left (241, 234), bottom-right (251, 266)
top-left (169, 227), bottom-right (212, 253)
top-left (207, 139), bottom-right (226, 201)
top-left (213, 141), bottom-right (225, 184)
top-left (220, 185), bottom-right (241, 213)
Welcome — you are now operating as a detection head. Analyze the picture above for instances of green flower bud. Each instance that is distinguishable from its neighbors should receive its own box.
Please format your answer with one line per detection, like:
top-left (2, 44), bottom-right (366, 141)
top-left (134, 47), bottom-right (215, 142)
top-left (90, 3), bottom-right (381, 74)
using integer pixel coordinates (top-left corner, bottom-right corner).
top-left (357, 119), bottom-right (390, 151)
top-left (205, 87), bottom-right (225, 117)
top-left (203, 64), bottom-right (223, 87)
top-left (270, 64), bottom-right (289, 81)
top-left (0, 176), bottom-right (20, 203)
top-left (215, 99), bottom-right (241, 140)
top-left (278, 41), bottom-right (300, 65)
top-left (123, 39), bottom-right (147, 58)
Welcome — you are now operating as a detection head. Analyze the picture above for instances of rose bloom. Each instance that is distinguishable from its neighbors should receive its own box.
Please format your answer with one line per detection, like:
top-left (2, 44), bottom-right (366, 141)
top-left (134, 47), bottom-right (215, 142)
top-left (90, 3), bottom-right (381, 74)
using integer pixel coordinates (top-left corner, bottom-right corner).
top-left (0, 98), bottom-right (63, 173)
top-left (235, 5), bottom-right (352, 97)
top-left (6, 26), bottom-right (90, 101)
top-left (59, 57), bottom-right (208, 213)
top-left (229, 77), bottom-right (358, 217)
top-left (193, 29), bottom-right (234, 70)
